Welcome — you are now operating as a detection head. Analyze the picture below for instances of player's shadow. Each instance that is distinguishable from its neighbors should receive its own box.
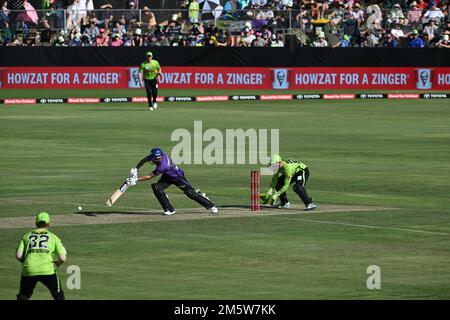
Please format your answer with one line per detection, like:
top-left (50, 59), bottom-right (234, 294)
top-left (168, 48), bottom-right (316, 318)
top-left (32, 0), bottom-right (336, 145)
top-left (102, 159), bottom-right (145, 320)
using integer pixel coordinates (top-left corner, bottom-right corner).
top-left (220, 205), bottom-right (279, 211)
top-left (75, 211), bottom-right (163, 217)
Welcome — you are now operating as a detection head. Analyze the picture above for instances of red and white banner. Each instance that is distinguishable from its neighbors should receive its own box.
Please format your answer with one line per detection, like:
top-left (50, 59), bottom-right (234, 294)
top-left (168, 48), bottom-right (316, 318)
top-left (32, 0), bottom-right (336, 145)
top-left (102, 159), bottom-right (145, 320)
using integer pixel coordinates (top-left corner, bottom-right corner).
top-left (1, 67), bottom-right (129, 89)
top-left (323, 94), bottom-right (356, 100)
top-left (3, 98), bottom-right (36, 104)
top-left (1, 66), bottom-right (450, 90)
top-left (260, 94), bottom-right (293, 101)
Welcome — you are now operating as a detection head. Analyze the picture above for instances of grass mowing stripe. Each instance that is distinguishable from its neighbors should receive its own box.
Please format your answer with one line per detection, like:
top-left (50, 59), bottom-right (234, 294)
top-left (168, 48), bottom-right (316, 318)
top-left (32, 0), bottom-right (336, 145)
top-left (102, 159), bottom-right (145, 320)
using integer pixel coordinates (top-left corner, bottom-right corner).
top-left (0, 198), bottom-right (151, 211)
top-left (267, 216), bottom-right (450, 237)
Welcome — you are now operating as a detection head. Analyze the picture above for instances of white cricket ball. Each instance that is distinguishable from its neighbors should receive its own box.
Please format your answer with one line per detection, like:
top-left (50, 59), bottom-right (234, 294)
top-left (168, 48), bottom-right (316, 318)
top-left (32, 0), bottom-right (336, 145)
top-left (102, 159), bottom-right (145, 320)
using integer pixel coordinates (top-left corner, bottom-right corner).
top-left (78, 206), bottom-right (83, 211)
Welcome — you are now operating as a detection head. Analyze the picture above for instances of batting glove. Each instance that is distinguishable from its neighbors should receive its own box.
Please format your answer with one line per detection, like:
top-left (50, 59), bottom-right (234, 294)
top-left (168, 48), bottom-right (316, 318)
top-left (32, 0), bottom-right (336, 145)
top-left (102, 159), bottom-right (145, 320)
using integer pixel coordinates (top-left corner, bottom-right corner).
top-left (130, 168), bottom-right (138, 179)
top-left (127, 177), bottom-right (138, 186)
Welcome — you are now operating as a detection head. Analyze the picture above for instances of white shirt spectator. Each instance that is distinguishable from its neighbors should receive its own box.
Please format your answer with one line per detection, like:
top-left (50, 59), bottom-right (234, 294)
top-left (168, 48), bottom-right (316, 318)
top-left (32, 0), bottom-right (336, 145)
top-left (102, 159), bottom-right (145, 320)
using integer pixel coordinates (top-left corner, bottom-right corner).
top-left (251, 0), bottom-right (267, 8)
top-left (313, 37), bottom-right (328, 47)
top-left (351, 8), bottom-right (365, 24)
top-left (67, 0), bottom-right (81, 29)
top-left (256, 9), bottom-right (274, 20)
top-left (423, 21), bottom-right (439, 41)
top-left (423, 8), bottom-right (445, 23)
top-left (241, 33), bottom-right (256, 46)
top-left (86, 0), bottom-right (93, 11)
top-left (391, 26), bottom-right (405, 40)
top-left (78, 0), bottom-right (87, 22)
top-left (270, 35), bottom-right (284, 47)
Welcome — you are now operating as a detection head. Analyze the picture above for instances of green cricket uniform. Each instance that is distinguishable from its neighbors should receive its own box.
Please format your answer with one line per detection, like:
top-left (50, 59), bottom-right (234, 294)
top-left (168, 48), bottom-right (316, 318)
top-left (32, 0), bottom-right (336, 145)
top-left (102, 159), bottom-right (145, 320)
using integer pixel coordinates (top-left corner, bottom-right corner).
top-left (17, 228), bottom-right (66, 276)
top-left (267, 158), bottom-right (314, 208)
top-left (268, 159), bottom-right (308, 195)
top-left (139, 58), bottom-right (161, 108)
top-left (16, 228), bottom-right (66, 300)
top-left (139, 60), bottom-right (161, 80)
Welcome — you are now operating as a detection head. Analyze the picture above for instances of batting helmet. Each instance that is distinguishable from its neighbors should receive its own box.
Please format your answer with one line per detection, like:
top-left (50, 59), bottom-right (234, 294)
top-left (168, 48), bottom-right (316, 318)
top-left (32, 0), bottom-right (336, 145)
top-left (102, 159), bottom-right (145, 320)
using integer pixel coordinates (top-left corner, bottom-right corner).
top-left (149, 147), bottom-right (164, 161)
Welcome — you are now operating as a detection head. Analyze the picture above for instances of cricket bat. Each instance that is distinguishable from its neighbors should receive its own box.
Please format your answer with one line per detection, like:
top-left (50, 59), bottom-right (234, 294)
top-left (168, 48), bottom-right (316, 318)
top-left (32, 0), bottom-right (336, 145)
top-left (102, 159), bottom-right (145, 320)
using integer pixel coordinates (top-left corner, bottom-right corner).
top-left (106, 180), bottom-right (130, 207)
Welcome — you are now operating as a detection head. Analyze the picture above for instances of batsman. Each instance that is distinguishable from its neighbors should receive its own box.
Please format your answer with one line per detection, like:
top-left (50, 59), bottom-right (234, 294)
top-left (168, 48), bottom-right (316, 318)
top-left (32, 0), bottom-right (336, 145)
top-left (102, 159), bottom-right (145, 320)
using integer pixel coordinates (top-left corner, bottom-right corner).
top-left (127, 147), bottom-right (218, 215)
top-left (261, 154), bottom-right (316, 211)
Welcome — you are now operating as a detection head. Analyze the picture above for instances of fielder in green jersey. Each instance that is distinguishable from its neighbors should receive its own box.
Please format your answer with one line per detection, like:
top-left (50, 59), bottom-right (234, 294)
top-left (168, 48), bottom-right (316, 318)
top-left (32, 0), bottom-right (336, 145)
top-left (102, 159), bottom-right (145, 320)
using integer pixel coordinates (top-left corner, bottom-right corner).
top-left (261, 154), bottom-right (316, 210)
top-left (16, 212), bottom-right (67, 300)
top-left (139, 51), bottom-right (161, 111)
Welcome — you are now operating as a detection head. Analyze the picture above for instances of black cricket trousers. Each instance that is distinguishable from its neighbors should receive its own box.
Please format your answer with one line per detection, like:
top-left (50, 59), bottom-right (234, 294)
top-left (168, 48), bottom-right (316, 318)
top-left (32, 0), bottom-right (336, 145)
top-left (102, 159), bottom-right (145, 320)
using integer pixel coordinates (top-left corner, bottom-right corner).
top-left (17, 273), bottom-right (65, 300)
top-left (144, 78), bottom-right (158, 107)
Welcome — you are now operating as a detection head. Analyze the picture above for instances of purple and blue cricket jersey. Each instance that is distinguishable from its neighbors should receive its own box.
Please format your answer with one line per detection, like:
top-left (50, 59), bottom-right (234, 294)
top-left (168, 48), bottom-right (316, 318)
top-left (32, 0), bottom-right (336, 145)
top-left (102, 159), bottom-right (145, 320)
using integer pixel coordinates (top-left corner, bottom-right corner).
top-left (151, 154), bottom-right (191, 186)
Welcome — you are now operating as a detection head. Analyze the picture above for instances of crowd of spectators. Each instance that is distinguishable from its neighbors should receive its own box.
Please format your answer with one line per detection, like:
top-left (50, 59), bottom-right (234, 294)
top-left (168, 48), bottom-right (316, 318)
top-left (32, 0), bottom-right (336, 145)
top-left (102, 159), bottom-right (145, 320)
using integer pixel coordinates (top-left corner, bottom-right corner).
top-left (0, 0), bottom-right (449, 48)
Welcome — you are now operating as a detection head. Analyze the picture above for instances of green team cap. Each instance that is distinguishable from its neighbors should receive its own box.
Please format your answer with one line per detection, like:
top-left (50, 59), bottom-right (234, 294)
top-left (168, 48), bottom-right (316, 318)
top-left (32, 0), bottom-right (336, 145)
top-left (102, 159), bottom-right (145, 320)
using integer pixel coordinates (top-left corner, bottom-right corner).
top-left (36, 211), bottom-right (50, 224)
top-left (146, 51), bottom-right (153, 57)
top-left (270, 154), bottom-right (282, 165)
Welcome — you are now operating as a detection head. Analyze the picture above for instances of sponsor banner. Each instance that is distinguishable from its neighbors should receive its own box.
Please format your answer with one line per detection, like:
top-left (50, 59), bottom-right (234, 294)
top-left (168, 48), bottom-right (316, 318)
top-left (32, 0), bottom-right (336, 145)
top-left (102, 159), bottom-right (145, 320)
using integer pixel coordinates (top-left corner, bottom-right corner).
top-left (230, 95), bottom-right (259, 101)
top-left (293, 68), bottom-right (450, 90)
top-left (260, 94), bottom-right (293, 101)
top-left (2, 67), bottom-right (129, 89)
top-left (132, 96), bottom-right (147, 103)
top-left (2, 93), bottom-right (450, 105)
top-left (38, 98), bottom-right (67, 104)
top-left (2, 67), bottom-right (450, 90)
top-left (323, 94), bottom-right (356, 100)
top-left (4, 98), bottom-right (36, 104)
top-left (157, 67), bottom-right (267, 89)
top-left (196, 96), bottom-right (229, 102)
top-left (357, 94), bottom-right (386, 99)
top-left (101, 97), bottom-right (130, 103)
top-left (67, 97), bottom-right (101, 104)
top-left (421, 93), bottom-right (449, 99)
top-left (165, 96), bottom-right (195, 102)
top-left (131, 96), bottom-right (165, 103)
top-left (387, 93), bottom-right (420, 99)
top-left (295, 94), bottom-right (322, 100)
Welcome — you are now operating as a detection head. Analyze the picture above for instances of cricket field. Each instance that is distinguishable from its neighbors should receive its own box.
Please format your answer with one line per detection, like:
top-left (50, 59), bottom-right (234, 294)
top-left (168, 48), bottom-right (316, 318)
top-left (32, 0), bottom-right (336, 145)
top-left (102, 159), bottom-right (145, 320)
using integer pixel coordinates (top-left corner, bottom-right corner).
top-left (0, 88), bottom-right (449, 299)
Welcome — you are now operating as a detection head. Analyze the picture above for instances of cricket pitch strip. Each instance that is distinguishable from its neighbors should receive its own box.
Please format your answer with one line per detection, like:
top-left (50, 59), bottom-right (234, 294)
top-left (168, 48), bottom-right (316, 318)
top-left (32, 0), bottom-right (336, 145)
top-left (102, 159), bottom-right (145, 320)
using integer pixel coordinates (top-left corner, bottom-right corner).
top-left (0, 204), bottom-right (394, 229)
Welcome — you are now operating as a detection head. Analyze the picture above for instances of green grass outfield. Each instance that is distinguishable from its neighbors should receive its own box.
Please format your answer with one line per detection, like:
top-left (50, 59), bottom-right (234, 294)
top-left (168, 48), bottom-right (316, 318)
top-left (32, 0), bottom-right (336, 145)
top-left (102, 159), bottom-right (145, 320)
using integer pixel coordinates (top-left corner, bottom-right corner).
top-left (0, 88), bottom-right (449, 299)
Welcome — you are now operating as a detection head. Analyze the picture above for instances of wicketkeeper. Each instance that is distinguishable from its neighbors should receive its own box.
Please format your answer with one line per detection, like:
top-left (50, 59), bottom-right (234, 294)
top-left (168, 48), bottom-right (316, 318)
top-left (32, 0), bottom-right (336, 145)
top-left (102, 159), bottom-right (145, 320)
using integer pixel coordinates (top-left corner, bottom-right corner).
top-left (127, 147), bottom-right (218, 215)
top-left (260, 154), bottom-right (316, 211)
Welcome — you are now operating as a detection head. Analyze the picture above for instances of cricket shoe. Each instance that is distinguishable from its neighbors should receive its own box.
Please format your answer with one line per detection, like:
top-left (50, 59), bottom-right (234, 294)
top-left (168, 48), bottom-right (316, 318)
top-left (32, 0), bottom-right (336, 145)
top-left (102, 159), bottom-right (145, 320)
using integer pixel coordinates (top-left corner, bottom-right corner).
top-left (153, 103), bottom-right (158, 110)
top-left (148, 106), bottom-right (154, 111)
top-left (209, 206), bottom-right (219, 214)
top-left (278, 202), bottom-right (291, 209)
top-left (163, 210), bottom-right (175, 216)
top-left (305, 203), bottom-right (317, 211)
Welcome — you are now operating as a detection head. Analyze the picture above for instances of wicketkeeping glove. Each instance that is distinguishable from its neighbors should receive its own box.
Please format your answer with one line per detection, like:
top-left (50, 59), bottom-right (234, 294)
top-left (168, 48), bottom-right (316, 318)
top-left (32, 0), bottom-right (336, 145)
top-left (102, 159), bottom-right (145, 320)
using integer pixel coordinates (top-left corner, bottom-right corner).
top-left (269, 192), bottom-right (280, 206)
top-left (260, 193), bottom-right (271, 204)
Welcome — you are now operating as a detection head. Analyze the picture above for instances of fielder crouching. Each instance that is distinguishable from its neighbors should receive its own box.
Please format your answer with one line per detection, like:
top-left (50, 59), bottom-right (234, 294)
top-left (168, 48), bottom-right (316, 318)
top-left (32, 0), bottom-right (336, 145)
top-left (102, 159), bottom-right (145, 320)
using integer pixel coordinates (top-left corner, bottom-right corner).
top-left (260, 154), bottom-right (316, 211)
top-left (128, 147), bottom-right (218, 215)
